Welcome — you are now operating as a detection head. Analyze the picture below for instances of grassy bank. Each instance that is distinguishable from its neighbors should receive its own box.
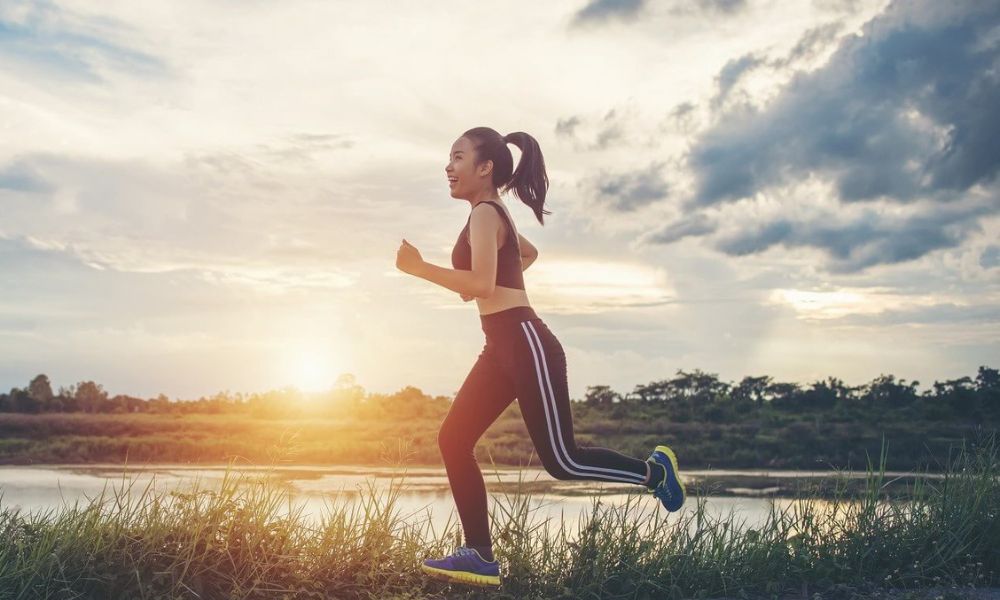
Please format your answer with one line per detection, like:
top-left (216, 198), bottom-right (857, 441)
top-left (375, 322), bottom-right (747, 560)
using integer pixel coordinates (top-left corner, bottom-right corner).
top-left (0, 411), bottom-right (993, 472)
top-left (0, 432), bottom-right (997, 599)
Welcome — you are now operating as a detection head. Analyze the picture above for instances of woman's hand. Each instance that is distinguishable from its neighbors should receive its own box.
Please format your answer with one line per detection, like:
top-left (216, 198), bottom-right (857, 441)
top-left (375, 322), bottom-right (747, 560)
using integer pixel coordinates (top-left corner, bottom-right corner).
top-left (396, 238), bottom-right (425, 276)
top-left (460, 293), bottom-right (474, 302)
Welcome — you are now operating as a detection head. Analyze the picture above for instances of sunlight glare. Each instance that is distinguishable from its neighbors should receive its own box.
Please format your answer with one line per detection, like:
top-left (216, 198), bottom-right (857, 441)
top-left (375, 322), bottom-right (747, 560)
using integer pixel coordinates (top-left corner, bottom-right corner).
top-left (280, 342), bottom-right (346, 393)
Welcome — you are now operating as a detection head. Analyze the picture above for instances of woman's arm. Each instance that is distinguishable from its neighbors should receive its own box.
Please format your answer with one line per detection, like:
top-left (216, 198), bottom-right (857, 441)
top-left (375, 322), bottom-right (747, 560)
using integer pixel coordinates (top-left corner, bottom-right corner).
top-left (415, 262), bottom-right (488, 297)
top-left (413, 204), bottom-right (500, 297)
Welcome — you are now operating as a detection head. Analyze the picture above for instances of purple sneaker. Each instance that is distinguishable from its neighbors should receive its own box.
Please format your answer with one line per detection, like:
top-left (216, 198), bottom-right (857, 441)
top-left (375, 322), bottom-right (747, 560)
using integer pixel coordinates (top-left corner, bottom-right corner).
top-left (421, 545), bottom-right (501, 587)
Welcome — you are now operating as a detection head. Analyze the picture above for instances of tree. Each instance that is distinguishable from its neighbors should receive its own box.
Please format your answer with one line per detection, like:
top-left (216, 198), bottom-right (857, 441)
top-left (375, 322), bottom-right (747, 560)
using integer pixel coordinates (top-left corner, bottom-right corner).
top-left (766, 381), bottom-right (801, 410)
top-left (932, 376), bottom-right (979, 418)
top-left (733, 375), bottom-right (772, 409)
top-left (976, 366), bottom-right (1000, 418)
top-left (28, 374), bottom-right (55, 411)
top-left (862, 374), bottom-right (920, 410)
top-left (9, 387), bottom-right (39, 413)
top-left (75, 381), bottom-right (108, 413)
top-left (584, 385), bottom-right (620, 406)
top-left (627, 380), bottom-right (671, 404)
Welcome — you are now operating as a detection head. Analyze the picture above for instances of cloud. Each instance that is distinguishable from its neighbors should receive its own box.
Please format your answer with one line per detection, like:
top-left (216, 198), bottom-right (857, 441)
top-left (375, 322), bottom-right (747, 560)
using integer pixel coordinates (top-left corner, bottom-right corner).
top-left (713, 198), bottom-right (995, 273)
top-left (0, 150), bottom-right (363, 290)
top-left (583, 162), bottom-right (671, 212)
top-left (839, 302), bottom-right (1000, 327)
top-left (0, 0), bottom-right (166, 82)
top-left (570, 0), bottom-right (747, 28)
top-left (570, 0), bottom-right (648, 27)
top-left (553, 108), bottom-right (627, 150)
top-left (643, 0), bottom-right (1000, 272)
top-left (0, 158), bottom-right (53, 192)
top-left (555, 116), bottom-right (582, 138)
top-left (710, 52), bottom-right (767, 111)
top-left (981, 245), bottom-right (1000, 269)
top-left (709, 22), bottom-right (847, 112)
top-left (642, 213), bottom-right (717, 244)
top-left (774, 21), bottom-right (845, 67)
top-left (697, 0), bottom-right (747, 15)
top-left (689, 1), bottom-right (1000, 207)
top-left (252, 133), bottom-right (355, 166)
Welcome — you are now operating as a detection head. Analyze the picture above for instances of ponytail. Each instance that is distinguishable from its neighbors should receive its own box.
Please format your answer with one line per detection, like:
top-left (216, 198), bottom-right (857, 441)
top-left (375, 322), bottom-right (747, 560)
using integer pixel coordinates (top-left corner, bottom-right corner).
top-left (501, 131), bottom-right (551, 225)
top-left (462, 127), bottom-right (551, 225)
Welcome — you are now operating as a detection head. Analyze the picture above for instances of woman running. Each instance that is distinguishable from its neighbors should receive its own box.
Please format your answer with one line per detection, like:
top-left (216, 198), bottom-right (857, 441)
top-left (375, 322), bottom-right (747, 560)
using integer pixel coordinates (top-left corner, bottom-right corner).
top-left (395, 127), bottom-right (686, 588)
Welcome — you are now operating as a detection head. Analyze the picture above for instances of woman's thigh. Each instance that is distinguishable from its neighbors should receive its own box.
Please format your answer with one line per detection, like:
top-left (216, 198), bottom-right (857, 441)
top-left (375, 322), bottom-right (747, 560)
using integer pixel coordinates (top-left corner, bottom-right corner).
top-left (508, 318), bottom-right (579, 471)
top-left (439, 342), bottom-right (518, 452)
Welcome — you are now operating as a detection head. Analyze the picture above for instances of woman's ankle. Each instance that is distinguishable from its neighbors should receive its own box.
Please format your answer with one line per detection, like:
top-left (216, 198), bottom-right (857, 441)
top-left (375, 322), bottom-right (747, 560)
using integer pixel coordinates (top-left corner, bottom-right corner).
top-left (471, 544), bottom-right (495, 562)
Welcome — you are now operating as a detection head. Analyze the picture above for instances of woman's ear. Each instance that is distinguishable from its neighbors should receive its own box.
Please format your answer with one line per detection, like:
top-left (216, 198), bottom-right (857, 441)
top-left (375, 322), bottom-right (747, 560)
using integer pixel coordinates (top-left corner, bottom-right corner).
top-left (478, 159), bottom-right (493, 178)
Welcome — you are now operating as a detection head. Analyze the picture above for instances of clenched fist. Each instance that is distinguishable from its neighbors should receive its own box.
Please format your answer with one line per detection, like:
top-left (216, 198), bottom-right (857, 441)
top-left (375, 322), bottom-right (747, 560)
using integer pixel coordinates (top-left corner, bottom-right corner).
top-left (396, 238), bottom-right (424, 276)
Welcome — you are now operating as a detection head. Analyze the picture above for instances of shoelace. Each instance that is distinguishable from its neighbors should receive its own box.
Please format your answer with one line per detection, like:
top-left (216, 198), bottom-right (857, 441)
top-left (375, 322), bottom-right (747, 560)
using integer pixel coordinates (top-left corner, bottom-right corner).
top-left (651, 463), bottom-right (673, 500)
top-left (454, 546), bottom-right (492, 561)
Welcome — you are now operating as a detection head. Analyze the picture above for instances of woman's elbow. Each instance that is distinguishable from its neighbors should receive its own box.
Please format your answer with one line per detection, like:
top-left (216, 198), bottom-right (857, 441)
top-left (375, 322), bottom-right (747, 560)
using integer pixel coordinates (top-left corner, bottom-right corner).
top-left (475, 279), bottom-right (495, 298)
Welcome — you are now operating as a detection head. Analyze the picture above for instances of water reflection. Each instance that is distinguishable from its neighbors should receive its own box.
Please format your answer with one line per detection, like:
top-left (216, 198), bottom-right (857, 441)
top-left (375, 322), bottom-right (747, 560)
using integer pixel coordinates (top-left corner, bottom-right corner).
top-left (0, 464), bottom-right (923, 538)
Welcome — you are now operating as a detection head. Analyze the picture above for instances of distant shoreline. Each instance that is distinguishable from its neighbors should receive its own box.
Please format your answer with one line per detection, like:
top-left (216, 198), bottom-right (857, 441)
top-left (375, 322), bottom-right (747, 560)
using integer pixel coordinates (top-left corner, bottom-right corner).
top-left (0, 461), bottom-right (947, 500)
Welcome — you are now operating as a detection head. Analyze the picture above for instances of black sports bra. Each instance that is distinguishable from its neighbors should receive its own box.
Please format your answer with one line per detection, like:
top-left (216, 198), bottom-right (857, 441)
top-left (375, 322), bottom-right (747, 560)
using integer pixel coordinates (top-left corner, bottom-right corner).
top-left (450, 200), bottom-right (525, 290)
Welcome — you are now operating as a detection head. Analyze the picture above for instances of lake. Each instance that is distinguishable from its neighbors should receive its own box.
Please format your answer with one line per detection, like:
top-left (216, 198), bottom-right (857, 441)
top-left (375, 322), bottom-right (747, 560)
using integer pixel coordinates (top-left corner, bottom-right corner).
top-left (0, 464), bottom-right (939, 538)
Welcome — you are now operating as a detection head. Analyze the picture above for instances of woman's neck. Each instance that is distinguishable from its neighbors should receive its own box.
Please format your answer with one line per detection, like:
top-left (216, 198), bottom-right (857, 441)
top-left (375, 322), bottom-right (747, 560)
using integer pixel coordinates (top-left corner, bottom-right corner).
top-left (469, 189), bottom-right (501, 206)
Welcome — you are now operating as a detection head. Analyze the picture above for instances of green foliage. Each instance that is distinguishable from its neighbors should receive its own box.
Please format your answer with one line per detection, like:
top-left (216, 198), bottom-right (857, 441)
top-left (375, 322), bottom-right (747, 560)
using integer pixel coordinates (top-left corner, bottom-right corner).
top-left (0, 366), bottom-right (997, 470)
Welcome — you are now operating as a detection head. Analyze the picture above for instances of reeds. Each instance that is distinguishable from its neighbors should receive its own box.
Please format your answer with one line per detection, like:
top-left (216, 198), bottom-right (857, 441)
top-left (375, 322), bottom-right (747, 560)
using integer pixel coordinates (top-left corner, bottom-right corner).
top-left (0, 431), bottom-right (996, 599)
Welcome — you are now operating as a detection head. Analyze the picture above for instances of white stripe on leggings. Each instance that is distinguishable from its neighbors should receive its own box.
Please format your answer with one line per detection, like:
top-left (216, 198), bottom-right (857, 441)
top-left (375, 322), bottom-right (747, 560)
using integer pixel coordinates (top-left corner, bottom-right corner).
top-left (520, 320), bottom-right (646, 484)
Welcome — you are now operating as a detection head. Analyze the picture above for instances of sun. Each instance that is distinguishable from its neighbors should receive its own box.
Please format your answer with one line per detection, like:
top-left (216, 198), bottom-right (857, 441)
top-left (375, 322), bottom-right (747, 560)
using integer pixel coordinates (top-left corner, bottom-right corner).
top-left (280, 342), bottom-right (347, 393)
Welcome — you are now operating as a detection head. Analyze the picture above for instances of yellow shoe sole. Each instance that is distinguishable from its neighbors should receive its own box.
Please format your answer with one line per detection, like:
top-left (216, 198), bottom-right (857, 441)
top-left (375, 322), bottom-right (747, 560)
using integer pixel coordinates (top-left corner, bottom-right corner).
top-left (654, 444), bottom-right (686, 499)
top-left (421, 563), bottom-right (501, 587)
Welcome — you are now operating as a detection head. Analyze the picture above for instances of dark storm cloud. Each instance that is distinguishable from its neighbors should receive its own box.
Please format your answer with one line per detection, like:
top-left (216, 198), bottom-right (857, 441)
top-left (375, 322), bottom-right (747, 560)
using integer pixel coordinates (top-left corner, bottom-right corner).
top-left (775, 21), bottom-right (845, 66)
top-left (713, 199), bottom-right (995, 274)
top-left (585, 162), bottom-right (670, 212)
top-left (688, 0), bottom-right (1000, 208)
top-left (710, 52), bottom-right (767, 110)
top-left (711, 23), bottom-right (846, 110)
top-left (645, 0), bottom-right (1000, 273)
top-left (643, 213), bottom-right (717, 244)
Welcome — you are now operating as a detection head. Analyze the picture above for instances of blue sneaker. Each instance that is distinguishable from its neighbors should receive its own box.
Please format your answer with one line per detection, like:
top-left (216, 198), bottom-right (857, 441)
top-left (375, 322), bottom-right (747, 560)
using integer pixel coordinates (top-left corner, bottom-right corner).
top-left (647, 444), bottom-right (686, 512)
top-left (421, 546), bottom-right (501, 587)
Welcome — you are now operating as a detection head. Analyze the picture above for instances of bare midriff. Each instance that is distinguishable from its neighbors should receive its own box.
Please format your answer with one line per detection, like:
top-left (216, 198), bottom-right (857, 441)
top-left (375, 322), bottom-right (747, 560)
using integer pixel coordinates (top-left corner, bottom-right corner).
top-left (476, 284), bottom-right (531, 316)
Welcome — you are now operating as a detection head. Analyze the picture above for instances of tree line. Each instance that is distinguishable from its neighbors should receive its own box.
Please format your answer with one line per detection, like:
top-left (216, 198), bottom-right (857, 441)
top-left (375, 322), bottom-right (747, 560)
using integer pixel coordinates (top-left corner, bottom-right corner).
top-left (3, 366), bottom-right (997, 424)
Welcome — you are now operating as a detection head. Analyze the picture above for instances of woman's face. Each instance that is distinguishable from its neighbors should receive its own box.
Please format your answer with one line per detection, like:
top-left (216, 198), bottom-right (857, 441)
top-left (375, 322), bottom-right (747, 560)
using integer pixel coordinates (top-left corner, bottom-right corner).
top-left (445, 136), bottom-right (491, 200)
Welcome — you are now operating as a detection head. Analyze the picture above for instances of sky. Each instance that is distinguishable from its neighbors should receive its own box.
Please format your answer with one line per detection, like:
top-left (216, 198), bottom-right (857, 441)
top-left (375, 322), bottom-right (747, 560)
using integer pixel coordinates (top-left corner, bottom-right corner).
top-left (1, 0), bottom-right (998, 402)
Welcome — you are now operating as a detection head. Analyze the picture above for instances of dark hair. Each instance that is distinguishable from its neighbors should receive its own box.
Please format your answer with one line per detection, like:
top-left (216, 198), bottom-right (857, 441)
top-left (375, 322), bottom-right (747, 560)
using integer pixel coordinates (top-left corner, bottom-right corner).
top-left (461, 127), bottom-right (551, 225)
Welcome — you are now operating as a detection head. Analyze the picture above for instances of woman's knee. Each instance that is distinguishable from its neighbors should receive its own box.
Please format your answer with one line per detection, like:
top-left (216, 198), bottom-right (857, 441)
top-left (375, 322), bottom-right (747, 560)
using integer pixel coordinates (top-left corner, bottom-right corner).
top-left (540, 456), bottom-right (576, 481)
top-left (438, 422), bottom-right (472, 458)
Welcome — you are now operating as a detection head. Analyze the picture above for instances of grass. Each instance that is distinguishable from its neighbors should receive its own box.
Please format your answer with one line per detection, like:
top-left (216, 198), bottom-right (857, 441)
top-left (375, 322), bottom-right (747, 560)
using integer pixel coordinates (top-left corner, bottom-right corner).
top-left (0, 432), bottom-right (997, 600)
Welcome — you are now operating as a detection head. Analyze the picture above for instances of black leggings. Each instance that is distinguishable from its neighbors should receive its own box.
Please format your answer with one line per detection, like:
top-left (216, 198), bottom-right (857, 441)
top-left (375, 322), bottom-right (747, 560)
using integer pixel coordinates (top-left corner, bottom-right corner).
top-left (437, 305), bottom-right (650, 549)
